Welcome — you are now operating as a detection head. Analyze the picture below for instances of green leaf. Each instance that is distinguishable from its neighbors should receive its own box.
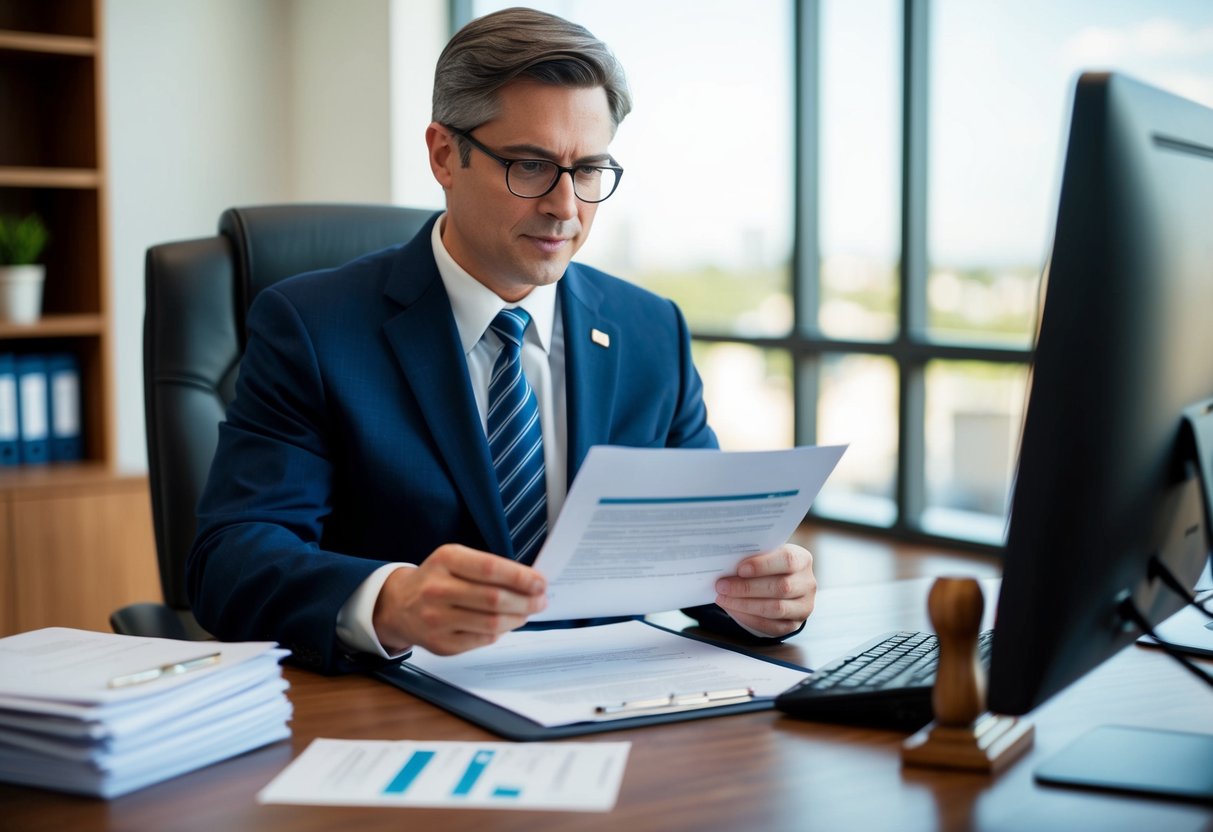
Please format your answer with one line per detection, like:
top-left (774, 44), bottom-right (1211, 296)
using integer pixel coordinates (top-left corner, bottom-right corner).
top-left (0, 214), bottom-right (50, 265)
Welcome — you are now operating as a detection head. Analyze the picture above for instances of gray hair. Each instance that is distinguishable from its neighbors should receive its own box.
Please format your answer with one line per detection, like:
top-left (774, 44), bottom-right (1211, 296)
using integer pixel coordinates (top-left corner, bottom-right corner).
top-left (433, 7), bottom-right (632, 163)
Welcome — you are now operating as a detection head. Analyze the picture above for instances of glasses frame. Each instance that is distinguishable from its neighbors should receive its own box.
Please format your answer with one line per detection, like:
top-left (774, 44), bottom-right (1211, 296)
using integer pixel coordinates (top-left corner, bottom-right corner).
top-left (447, 126), bottom-right (624, 204)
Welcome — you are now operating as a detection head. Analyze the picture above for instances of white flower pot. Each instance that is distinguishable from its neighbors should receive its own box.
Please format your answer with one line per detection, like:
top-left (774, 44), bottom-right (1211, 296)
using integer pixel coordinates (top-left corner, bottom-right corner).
top-left (0, 264), bottom-right (46, 323)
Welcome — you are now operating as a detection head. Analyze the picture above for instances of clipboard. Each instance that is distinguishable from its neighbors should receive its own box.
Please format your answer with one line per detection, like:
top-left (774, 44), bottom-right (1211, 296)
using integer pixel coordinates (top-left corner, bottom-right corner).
top-left (371, 621), bottom-right (809, 741)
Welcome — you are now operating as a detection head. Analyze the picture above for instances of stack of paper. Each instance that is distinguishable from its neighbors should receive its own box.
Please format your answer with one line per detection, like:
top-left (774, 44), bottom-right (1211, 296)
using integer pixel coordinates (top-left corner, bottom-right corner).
top-left (0, 627), bottom-right (292, 798)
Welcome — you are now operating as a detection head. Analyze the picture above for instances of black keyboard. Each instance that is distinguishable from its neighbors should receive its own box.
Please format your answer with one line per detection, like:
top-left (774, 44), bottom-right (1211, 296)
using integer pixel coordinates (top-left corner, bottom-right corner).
top-left (774, 629), bottom-right (995, 731)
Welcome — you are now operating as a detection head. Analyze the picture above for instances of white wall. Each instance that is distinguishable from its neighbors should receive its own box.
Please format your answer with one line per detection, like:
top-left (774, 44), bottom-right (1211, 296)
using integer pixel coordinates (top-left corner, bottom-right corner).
top-left (289, 0), bottom-right (392, 202)
top-left (390, 0), bottom-right (448, 210)
top-left (106, 0), bottom-right (292, 473)
top-left (105, 0), bottom-right (446, 471)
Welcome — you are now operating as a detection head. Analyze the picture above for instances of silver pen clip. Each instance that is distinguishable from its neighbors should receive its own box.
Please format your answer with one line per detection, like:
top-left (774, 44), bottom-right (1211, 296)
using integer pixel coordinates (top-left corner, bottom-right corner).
top-left (595, 686), bottom-right (754, 715)
top-left (108, 651), bottom-right (222, 688)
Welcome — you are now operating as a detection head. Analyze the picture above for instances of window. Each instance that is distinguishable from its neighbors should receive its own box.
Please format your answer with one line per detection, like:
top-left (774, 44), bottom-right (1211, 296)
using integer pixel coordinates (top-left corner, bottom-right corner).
top-left (811, 0), bottom-right (903, 528)
top-left (465, 0), bottom-right (795, 455)
top-left (818, 0), bottom-right (901, 343)
top-left (929, 0), bottom-right (1213, 348)
top-left (916, 0), bottom-right (1213, 542)
top-left (450, 1), bottom-right (1213, 548)
top-left (811, 0), bottom-right (1213, 546)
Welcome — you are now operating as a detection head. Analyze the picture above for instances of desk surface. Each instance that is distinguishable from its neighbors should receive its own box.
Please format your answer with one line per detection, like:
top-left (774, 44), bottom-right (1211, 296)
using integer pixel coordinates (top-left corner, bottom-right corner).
top-left (6, 577), bottom-right (1212, 832)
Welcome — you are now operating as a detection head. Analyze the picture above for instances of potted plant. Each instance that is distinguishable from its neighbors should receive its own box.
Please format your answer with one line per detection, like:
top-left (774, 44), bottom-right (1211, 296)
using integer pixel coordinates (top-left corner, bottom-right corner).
top-left (0, 213), bottom-right (50, 323)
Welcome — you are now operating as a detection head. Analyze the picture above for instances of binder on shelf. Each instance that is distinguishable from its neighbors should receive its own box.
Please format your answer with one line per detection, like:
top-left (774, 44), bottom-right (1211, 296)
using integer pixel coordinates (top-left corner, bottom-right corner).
top-left (15, 354), bottom-right (49, 465)
top-left (46, 352), bottom-right (82, 461)
top-left (0, 354), bottom-right (18, 465)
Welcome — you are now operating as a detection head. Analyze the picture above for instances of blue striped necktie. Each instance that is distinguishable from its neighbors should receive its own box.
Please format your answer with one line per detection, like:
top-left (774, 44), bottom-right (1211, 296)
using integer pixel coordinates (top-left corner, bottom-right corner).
top-left (486, 308), bottom-right (547, 564)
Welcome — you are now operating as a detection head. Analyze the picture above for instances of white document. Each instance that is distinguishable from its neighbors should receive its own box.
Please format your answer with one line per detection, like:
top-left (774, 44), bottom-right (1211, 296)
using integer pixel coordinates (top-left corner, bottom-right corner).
top-left (1135, 559), bottom-right (1213, 656)
top-left (0, 626), bottom-right (284, 707)
top-left (1137, 600), bottom-right (1213, 658)
top-left (405, 620), bottom-right (809, 728)
top-left (258, 738), bottom-right (630, 812)
top-left (531, 445), bottom-right (846, 621)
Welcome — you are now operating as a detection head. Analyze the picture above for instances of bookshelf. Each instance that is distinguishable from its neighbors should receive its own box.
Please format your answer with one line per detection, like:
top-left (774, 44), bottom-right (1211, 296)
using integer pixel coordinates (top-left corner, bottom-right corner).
top-left (0, 0), bottom-right (160, 635)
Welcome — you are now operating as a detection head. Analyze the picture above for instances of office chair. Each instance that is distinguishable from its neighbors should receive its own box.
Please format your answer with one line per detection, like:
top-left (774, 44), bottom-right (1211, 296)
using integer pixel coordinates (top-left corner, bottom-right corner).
top-left (110, 203), bottom-right (434, 640)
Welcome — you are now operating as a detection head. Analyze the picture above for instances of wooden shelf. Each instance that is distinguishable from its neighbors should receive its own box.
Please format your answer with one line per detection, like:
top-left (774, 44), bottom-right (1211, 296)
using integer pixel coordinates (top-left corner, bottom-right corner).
top-left (0, 0), bottom-right (110, 462)
top-left (0, 461), bottom-right (140, 493)
top-left (0, 0), bottom-right (144, 642)
top-left (0, 166), bottom-right (101, 188)
top-left (0, 30), bottom-right (95, 56)
top-left (0, 313), bottom-right (105, 339)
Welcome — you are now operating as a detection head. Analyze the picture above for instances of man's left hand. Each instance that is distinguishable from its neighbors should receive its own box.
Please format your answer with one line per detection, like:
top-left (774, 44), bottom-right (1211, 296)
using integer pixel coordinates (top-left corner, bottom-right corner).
top-left (713, 543), bottom-right (816, 638)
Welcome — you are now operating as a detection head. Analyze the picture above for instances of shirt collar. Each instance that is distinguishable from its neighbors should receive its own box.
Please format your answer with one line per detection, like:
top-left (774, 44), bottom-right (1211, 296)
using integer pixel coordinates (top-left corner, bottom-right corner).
top-left (431, 214), bottom-right (557, 356)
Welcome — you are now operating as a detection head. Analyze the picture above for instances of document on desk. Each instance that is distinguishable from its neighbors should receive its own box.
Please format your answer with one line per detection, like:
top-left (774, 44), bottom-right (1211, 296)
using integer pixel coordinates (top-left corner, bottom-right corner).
top-left (258, 738), bottom-right (630, 811)
top-left (1136, 559), bottom-right (1213, 657)
top-left (404, 620), bottom-right (809, 728)
top-left (1137, 599), bottom-right (1213, 658)
top-left (530, 444), bottom-right (846, 621)
top-left (0, 627), bottom-right (283, 710)
top-left (0, 627), bottom-right (291, 798)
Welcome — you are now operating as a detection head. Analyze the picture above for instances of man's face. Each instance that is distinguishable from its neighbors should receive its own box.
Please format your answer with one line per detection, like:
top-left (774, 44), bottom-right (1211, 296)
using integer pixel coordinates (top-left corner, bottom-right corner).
top-left (428, 80), bottom-right (615, 302)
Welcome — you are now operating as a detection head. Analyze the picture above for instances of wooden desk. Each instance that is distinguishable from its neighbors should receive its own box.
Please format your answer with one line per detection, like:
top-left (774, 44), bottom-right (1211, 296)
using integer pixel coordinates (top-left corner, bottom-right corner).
top-left (5, 578), bottom-right (1212, 831)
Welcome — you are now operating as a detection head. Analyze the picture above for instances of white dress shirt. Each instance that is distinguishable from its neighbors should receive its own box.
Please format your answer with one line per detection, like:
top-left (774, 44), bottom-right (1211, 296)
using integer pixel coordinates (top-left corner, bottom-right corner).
top-left (336, 215), bottom-right (569, 657)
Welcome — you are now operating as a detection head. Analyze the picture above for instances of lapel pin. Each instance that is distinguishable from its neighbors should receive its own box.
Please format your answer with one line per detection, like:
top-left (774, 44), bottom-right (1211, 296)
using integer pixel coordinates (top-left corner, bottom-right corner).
top-left (591, 328), bottom-right (611, 348)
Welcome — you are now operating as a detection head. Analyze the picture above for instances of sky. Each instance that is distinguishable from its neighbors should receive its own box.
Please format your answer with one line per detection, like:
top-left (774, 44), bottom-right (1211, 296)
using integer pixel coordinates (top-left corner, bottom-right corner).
top-left (928, 0), bottom-right (1213, 267)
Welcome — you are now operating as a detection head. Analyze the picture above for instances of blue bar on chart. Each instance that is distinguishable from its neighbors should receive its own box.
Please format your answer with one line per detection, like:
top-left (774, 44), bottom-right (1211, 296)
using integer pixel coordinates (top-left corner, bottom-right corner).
top-left (383, 750), bottom-right (436, 795)
top-left (492, 786), bottom-right (523, 799)
top-left (451, 750), bottom-right (495, 797)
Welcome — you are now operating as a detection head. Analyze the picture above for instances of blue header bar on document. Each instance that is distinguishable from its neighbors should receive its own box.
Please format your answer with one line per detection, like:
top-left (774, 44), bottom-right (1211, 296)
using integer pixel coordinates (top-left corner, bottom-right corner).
top-left (600, 490), bottom-right (799, 505)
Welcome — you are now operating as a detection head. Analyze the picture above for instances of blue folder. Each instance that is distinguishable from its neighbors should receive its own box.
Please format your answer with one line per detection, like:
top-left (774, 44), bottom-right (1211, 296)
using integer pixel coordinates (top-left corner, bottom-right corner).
top-left (15, 354), bottom-right (49, 465)
top-left (0, 354), bottom-right (18, 465)
top-left (46, 352), bottom-right (83, 461)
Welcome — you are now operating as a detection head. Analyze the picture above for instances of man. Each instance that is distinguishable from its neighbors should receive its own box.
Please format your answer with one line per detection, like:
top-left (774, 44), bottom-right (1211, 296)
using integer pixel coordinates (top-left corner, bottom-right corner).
top-left (188, 8), bottom-right (815, 674)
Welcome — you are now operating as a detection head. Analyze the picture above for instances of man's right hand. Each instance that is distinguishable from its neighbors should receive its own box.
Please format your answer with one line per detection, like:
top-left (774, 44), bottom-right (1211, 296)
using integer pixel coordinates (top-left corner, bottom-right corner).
top-left (372, 544), bottom-right (547, 656)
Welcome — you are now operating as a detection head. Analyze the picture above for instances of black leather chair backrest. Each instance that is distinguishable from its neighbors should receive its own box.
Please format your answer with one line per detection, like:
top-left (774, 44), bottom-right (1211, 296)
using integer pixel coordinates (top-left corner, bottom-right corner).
top-left (128, 204), bottom-right (432, 637)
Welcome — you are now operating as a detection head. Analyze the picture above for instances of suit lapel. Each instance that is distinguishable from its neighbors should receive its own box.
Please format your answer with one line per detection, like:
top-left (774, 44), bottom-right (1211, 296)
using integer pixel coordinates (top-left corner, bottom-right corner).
top-left (561, 267), bottom-right (621, 485)
top-left (380, 231), bottom-right (511, 556)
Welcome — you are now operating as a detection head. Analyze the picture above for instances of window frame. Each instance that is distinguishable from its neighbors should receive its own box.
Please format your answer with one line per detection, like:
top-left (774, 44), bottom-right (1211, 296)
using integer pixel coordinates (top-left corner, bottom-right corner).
top-left (448, 0), bottom-right (1032, 553)
top-left (740, 0), bottom-right (1027, 552)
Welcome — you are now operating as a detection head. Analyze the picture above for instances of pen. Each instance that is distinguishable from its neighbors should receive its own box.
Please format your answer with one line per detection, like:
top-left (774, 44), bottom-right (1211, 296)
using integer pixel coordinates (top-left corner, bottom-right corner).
top-left (595, 687), bottom-right (754, 715)
top-left (107, 651), bottom-right (222, 688)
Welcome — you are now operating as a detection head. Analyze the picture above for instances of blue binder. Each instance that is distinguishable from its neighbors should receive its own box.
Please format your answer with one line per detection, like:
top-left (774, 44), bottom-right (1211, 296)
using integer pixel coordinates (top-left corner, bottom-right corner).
top-left (0, 354), bottom-right (18, 466)
top-left (47, 352), bottom-right (83, 461)
top-left (15, 354), bottom-right (50, 465)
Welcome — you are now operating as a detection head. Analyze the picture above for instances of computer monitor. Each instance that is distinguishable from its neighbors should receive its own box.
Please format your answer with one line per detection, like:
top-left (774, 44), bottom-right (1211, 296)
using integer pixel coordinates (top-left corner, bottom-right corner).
top-left (984, 72), bottom-right (1213, 797)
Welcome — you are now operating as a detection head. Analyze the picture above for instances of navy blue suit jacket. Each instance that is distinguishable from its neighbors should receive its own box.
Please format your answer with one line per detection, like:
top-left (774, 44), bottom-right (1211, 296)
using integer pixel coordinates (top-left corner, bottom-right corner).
top-left (188, 215), bottom-right (722, 672)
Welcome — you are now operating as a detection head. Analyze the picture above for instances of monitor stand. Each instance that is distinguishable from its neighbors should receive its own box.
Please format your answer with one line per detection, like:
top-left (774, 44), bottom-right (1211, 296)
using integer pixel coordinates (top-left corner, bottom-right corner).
top-left (1028, 402), bottom-right (1213, 798)
top-left (1031, 399), bottom-right (1213, 801)
top-left (1035, 725), bottom-right (1213, 803)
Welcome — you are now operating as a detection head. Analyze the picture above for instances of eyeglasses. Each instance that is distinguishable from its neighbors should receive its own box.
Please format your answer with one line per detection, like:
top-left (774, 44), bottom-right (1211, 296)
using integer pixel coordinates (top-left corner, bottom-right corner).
top-left (447, 126), bottom-right (624, 204)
